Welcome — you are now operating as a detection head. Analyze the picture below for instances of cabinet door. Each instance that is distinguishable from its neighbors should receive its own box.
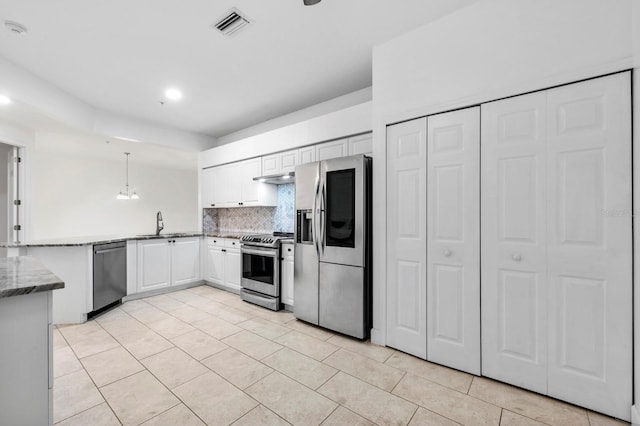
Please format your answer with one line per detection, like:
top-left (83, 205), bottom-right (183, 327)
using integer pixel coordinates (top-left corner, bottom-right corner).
top-left (240, 158), bottom-right (261, 206)
top-left (137, 240), bottom-right (171, 292)
top-left (219, 163), bottom-right (241, 206)
top-left (206, 246), bottom-right (225, 285)
top-left (316, 138), bottom-right (348, 161)
top-left (280, 149), bottom-right (299, 173)
top-left (224, 249), bottom-right (241, 291)
top-left (348, 133), bottom-right (373, 156)
top-left (201, 167), bottom-right (217, 207)
top-left (281, 244), bottom-right (295, 306)
top-left (545, 73), bottom-right (632, 419)
top-left (481, 91), bottom-right (548, 394)
top-left (298, 146), bottom-right (316, 165)
top-left (171, 237), bottom-right (201, 286)
top-left (262, 154), bottom-right (280, 176)
top-left (386, 117), bottom-right (427, 359)
top-left (426, 107), bottom-right (480, 375)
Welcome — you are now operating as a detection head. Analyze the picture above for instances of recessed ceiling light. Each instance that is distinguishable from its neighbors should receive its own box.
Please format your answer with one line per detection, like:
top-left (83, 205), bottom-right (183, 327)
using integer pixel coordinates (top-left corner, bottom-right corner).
top-left (164, 88), bottom-right (182, 101)
top-left (0, 94), bottom-right (11, 105)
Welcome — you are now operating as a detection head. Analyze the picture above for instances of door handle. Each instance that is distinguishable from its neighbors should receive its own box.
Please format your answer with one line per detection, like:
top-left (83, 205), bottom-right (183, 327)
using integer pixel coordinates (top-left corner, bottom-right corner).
top-left (319, 182), bottom-right (326, 255)
top-left (312, 172), bottom-right (321, 257)
top-left (94, 247), bottom-right (125, 255)
top-left (512, 253), bottom-right (522, 262)
top-left (443, 249), bottom-right (452, 257)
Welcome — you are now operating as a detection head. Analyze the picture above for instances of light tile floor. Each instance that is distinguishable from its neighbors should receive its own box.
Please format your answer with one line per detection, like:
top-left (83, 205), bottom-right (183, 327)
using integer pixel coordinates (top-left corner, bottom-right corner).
top-left (53, 285), bottom-right (629, 426)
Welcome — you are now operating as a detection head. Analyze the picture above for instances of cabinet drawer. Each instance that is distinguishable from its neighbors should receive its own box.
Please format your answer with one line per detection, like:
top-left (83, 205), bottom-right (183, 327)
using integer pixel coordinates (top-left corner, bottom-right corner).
top-left (208, 237), bottom-right (224, 247)
top-left (224, 239), bottom-right (240, 250)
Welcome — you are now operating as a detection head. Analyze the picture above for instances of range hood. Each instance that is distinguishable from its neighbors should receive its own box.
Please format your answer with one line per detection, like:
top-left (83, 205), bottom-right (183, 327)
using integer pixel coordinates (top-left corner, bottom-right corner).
top-left (253, 172), bottom-right (295, 185)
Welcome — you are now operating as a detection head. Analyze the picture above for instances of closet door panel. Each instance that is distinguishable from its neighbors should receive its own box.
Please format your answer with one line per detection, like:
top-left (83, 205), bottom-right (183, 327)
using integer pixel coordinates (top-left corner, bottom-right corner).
top-left (427, 107), bottom-right (480, 374)
top-left (546, 72), bottom-right (632, 420)
top-left (481, 92), bottom-right (548, 393)
top-left (386, 118), bottom-right (428, 358)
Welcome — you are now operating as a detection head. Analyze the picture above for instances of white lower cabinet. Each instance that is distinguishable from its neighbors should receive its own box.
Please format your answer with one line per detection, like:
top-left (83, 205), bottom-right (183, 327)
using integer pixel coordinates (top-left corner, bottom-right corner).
top-left (137, 237), bottom-right (201, 292)
top-left (281, 243), bottom-right (294, 306)
top-left (0, 291), bottom-right (53, 425)
top-left (205, 238), bottom-right (241, 291)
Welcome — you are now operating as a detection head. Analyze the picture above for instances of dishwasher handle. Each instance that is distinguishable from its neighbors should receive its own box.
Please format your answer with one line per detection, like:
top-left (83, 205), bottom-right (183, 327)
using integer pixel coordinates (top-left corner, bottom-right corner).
top-left (94, 247), bottom-right (125, 255)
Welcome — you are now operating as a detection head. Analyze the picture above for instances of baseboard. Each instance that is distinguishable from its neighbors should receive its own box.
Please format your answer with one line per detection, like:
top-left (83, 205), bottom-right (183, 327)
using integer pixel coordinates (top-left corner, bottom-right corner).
top-left (122, 280), bottom-right (206, 302)
top-left (632, 404), bottom-right (640, 425)
top-left (203, 281), bottom-right (240, 295)
top-left (370, 327), bottom-right (384, 346)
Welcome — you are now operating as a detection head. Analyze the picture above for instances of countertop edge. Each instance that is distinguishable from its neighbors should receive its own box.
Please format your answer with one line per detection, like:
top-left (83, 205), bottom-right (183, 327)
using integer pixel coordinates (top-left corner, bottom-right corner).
top-left (0, 256), bottom-right (65, 299)
top-left (0, 232), bottom-right (205, 248)
top-left (0, 282), bottom-right (65, 298)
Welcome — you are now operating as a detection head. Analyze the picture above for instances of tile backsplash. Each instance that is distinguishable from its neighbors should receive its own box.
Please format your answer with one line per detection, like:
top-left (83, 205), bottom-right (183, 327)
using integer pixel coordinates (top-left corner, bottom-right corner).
top-left (274, 184), bottom-right (295, 233)
top-left (203, 183), bottom-right (295, 234)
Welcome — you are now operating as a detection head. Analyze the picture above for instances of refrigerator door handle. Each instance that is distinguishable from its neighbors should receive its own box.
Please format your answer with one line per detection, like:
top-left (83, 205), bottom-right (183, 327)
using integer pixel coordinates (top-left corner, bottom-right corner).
top-left (320, 181), bottom-right (326, 254)
top-left (312, 174), bottom-right (321, 257)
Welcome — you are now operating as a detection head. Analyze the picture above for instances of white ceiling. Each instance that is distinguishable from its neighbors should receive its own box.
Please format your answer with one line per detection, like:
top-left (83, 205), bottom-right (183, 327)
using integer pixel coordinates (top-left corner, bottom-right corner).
top-left (0, 0), bottom-right (477, 140)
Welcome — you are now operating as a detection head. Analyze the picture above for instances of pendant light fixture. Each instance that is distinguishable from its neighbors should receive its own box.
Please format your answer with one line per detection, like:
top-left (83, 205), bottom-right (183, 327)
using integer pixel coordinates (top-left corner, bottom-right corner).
top-left (117, 152), bottom-right (139, 200)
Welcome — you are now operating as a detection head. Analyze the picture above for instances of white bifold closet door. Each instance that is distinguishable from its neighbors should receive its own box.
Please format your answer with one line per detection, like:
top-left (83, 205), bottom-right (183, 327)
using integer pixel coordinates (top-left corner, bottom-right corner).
top-left (482, 72), bottom-right (632, 420)
top-left (386, 117), bottom-right (428, 359)
top-left (481, 90), bottom-right (548, 393)
top-left (426, 107), bottom-right (480, 375)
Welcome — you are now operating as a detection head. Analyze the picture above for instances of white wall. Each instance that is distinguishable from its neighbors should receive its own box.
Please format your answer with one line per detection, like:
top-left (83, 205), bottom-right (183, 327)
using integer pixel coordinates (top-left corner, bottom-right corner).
top-left (633, 2), bottom-right (640, 423)
top-left (370, 0), bottom-right (635, 367)
top-left (30, 131), bottom-right (198, 240)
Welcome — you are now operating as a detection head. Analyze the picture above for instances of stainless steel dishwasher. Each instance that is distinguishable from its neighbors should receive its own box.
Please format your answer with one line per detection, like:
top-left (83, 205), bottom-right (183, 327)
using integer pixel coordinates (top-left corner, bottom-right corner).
top-left (92, 241), bottom-right (127, 315)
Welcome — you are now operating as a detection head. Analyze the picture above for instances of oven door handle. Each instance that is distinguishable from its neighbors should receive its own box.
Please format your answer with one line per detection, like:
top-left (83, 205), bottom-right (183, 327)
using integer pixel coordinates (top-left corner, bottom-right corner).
top-left (241, 247), bottom-right (278, 258)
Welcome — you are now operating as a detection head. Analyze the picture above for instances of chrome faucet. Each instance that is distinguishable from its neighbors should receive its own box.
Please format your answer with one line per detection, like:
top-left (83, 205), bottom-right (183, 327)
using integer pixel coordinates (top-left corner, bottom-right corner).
top-left (156, 211), bottom-right (164, 235)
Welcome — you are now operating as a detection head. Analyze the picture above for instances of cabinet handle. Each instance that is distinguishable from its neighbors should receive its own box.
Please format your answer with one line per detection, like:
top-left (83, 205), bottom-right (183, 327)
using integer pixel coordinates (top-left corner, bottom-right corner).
top-left (213, 240), bottom-right (217, 243)
top-left (443, 249), bottom-right (452, 257)
top-left (211, 204), bottom-right (215, 207)
top-left (512, 253), bottom-right (522, 262)
top-left (222, 248), bottom-right (226, 252)
top-left (238, 202), bottom-right (243, 206)
top-left (287, 248), bottom-right (292, 252)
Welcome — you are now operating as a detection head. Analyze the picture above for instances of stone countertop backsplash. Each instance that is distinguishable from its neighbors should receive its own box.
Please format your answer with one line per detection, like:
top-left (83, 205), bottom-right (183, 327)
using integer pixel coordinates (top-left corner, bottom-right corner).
top-left (0, 256), bottom-right (65, 298)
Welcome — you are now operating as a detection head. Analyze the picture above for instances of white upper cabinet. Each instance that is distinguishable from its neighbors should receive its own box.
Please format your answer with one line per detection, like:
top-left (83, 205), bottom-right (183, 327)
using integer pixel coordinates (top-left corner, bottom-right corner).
top-left (316, 138), bottom-right (348, 161)
top-left (280, 150), bottom-right (298, 173)
top-left (202, 158), bottom-right (276, 208)
top-left (239, 158), bottom-right (262, 206)
top-left (348, 133), bottom-right (373, 156)
top-left (261, 149), bottom-right (299, 176)
top-left (262, 154), bottom-right (280, 176)
top-left (298, 146), bottom-right (316, 165)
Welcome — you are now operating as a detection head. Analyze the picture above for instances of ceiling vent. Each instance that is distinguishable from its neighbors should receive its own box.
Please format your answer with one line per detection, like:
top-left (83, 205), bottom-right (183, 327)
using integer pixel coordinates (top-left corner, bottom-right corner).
top-left (213, 8), bottom-right (251, 36)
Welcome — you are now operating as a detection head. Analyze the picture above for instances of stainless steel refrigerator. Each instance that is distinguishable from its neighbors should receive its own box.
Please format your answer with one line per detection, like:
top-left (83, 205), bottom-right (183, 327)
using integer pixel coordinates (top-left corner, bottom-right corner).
top-left (294, 154), bottom-right (372, 339)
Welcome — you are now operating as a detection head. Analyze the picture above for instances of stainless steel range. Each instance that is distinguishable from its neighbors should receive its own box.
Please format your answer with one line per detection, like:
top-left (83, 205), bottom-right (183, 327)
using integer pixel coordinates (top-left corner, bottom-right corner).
top-left (240, 233), bottom-right (293, 311)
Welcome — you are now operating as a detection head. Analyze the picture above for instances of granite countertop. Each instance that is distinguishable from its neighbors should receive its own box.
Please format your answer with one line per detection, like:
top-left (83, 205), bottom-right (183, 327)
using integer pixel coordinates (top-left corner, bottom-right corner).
top-left (0, 232), bottom-right (204, 248)
top-left (0, 256), bottom-right (65, 298)
top-left (205, 232), bottom-right (248, 239)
